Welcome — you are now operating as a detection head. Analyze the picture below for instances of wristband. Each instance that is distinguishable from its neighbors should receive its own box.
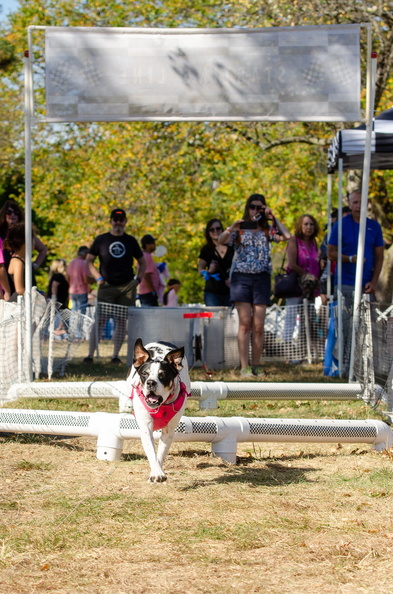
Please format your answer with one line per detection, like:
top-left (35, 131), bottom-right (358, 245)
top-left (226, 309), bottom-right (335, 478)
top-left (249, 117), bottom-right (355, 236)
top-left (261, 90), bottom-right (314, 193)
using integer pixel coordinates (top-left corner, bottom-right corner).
top-left (97, 276), bottom-right (104, 281)
top-left (136, 277), bottom-right (141, 284)
top-left (225, 227), bottom-right (232, 233)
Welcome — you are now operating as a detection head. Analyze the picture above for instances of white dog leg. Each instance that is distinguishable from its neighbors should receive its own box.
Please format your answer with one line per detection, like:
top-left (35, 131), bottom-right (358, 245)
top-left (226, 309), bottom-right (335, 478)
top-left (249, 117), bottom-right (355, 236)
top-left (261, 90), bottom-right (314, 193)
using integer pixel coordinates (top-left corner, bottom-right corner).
top-left (156, 413), bottom-right (183, 473)
top-left (139, 427), bottom-right (167, 483)
top-left (156, 429), bottom-right (175, 470)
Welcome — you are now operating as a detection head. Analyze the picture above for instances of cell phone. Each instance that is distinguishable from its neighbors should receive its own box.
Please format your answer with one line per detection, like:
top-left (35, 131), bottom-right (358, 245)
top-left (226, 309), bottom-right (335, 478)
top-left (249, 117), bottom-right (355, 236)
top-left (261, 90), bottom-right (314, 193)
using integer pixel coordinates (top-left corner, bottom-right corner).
top-left (240, 221), bottom-right (258, 229)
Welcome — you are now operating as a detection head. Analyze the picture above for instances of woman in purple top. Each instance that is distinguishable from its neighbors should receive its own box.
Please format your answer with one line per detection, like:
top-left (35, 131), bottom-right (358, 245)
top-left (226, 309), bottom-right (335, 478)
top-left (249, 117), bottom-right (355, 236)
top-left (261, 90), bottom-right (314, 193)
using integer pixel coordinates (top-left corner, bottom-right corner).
top-left (283, 214), bottom-right (320, 356)
top-left (287, 214), bottom-right (320, 285)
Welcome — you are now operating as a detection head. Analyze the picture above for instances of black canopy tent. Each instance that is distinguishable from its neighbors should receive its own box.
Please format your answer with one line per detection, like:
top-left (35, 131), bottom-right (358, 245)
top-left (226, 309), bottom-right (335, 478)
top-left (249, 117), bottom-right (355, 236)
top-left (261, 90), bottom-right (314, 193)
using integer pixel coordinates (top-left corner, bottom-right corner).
top-left (328, 107), bottom-right (393, 173)
top-left (326, 107), bottom-right (392, 378)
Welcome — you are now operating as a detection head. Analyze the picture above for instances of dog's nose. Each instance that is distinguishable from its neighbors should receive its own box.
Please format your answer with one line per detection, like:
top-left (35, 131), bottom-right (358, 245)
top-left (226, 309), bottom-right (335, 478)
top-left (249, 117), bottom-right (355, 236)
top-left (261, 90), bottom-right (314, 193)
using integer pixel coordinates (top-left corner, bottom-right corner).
top-left (146, 379), bottom-right (157, 390)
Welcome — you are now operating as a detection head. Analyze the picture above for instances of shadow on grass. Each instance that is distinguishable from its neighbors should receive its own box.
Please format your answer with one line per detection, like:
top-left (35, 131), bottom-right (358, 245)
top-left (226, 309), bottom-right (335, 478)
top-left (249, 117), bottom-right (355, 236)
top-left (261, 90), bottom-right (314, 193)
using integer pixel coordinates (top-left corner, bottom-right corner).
top-left (180, 461), bottom-right (318, 490)
top-left (122, 452), bottom-right (147, 461)
top-left (0, 433), bottom-right (86, 451)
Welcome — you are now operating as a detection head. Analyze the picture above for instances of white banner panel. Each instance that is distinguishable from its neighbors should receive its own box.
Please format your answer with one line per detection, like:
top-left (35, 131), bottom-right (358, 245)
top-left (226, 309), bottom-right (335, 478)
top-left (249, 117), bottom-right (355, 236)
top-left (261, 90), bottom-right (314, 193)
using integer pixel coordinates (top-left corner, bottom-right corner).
top-left (45, 25), bottom-right (361, 123)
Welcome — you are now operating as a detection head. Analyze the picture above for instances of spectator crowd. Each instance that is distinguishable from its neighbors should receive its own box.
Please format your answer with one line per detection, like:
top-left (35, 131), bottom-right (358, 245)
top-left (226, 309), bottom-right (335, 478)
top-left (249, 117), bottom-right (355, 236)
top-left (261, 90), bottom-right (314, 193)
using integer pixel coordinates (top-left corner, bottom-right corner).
top-left (0, 190), bottom-right (385, 374)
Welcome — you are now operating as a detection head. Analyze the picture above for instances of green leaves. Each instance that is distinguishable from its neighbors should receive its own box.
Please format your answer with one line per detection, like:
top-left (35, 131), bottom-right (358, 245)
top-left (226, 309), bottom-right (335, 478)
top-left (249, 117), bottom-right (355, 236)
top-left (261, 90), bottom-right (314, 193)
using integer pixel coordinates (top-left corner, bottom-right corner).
top-left (1, 0), bottom-right (393, 300)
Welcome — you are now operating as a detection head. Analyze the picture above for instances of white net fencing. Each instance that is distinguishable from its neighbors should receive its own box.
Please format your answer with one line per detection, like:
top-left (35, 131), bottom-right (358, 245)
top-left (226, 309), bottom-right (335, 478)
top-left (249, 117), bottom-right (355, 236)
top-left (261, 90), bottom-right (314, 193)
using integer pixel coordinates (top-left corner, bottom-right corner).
top-left (82, 302), bottom-right (129, 363)
top-left (5, 295), bottom-right (391, 407)
top-left (264, 302), bottom-right (328, 363)
top-left (0, 289), bottom-right (93, 398)
top-left (35, 298), bottom-right (93, 377)
top-left (0, 299), bottom-right (329, 396)
top-left (353, 300), bottom-right (393, 410)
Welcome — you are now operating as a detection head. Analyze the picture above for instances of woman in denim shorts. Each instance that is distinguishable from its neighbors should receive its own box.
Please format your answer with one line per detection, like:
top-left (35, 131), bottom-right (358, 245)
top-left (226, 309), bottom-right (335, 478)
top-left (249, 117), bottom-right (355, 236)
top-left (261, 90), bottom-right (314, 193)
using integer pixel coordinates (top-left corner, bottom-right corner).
top-left (218, 194), bottom-right (290, 377)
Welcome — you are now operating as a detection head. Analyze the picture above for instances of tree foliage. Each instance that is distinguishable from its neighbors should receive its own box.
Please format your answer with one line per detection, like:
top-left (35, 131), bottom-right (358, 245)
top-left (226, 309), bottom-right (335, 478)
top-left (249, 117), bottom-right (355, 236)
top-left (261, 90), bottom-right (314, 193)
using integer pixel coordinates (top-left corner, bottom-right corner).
top-left (1, 0), bottom-right (393, 301)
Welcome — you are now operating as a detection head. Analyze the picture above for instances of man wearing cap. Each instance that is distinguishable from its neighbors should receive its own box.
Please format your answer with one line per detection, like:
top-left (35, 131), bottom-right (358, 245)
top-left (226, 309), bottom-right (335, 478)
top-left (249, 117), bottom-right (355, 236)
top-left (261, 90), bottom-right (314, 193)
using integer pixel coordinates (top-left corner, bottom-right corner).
top-left (83, 208), bottom-right (146, 363)
top-left (138, 234), bottom-right (160, 307)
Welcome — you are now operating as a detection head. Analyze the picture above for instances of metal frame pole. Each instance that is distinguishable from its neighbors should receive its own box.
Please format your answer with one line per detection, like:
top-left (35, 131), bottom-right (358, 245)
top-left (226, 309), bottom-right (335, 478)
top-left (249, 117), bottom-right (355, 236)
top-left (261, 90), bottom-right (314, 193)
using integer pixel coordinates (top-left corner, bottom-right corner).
top-left (337, 159), bottom-right (344, 376)
top-left (326, 174), bottom-right (333, 299)
top-left (349, 27), bottom-right (376, 381)
top-left (24, 27), bottom-right (34, 383)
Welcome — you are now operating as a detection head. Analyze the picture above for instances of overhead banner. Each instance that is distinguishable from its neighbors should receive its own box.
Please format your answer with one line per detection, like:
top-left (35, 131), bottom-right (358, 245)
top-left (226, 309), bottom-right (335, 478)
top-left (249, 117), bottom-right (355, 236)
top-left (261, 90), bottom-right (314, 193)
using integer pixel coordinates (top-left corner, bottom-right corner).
top-left (45, 25), bottom-right (361, 123)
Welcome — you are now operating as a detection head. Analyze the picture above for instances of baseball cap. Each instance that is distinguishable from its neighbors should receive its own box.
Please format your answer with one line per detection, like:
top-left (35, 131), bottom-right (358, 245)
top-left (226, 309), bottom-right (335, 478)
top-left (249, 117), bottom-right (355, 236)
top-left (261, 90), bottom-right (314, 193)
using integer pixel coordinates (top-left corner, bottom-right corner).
top-left (110, 208), bottom-right (126, 219)
top-left (141, 234), bottom-right (156, 248)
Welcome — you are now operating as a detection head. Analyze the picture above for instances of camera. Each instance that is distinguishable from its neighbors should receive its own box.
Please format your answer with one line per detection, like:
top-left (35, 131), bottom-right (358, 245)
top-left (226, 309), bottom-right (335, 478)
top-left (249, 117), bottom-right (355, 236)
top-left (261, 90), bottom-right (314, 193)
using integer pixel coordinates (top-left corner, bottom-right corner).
top-left (240, 221), bottom-right (258, 229)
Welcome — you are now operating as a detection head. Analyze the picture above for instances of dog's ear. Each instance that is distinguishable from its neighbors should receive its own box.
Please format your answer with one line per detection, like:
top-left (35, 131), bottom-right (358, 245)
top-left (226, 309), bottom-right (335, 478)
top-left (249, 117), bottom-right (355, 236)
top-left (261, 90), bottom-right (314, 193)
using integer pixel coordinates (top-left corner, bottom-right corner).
top-left (133, 338), bottom-right (151, 368)
top-left (165, 346), bottom-right (185, 372)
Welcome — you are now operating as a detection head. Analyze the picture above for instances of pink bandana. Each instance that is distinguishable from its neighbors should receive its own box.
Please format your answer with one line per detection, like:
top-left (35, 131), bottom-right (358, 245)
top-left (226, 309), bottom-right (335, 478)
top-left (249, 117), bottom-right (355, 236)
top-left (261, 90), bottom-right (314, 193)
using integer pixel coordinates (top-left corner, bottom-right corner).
top-left (130, 379), bottom-right (190, 431)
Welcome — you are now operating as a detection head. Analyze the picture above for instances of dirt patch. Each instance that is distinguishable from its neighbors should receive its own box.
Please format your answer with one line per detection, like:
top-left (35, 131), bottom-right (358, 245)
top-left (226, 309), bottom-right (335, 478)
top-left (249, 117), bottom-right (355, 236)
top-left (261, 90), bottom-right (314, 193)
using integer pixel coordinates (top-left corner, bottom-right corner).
top-left (1, 434), bottom-right (392, 593)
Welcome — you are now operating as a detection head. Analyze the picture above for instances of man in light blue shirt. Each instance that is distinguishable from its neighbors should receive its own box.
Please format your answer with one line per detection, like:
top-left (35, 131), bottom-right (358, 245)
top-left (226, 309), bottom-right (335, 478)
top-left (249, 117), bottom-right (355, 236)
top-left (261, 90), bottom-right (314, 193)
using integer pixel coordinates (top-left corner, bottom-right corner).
top-left (327, 190), bottom-right (384, 375)
top-left (328, 190), bottom-right (384, 294)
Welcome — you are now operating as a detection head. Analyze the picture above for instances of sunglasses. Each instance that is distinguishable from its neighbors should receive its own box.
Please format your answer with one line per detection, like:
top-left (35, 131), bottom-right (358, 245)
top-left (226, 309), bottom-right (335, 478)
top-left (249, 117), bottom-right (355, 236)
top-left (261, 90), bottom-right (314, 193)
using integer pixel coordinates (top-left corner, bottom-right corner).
top-left (112, 215), bottom-right (126, 222)
top-left (209, 226), bottom-right (222, 232)
top-left (6, 209), bottom-right (20, 216)
top-left (249, 204), bottom-right (263, 211)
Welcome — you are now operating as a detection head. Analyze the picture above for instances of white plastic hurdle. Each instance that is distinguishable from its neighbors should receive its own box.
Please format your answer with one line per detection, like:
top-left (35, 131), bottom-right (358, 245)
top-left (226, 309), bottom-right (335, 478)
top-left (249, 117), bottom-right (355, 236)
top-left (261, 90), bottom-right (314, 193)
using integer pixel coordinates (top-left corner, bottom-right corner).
top-left (0, 409), bottom-right (391, 463)
top-left (4, 380), bottom-right (364, 410)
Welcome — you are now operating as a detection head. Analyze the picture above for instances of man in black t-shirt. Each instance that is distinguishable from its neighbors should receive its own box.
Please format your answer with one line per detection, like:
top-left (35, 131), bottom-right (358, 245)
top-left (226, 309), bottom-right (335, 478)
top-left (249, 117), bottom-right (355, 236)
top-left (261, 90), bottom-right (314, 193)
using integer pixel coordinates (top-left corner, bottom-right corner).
top-left (83, 208), bottom-right (146, 364)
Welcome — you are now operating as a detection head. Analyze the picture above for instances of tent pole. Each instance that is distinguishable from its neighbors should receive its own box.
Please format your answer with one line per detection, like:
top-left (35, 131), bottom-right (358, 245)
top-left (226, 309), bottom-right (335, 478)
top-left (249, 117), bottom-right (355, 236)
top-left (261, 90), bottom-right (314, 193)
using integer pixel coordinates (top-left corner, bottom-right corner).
top-left (337, 159), bottom-right (344, 376)
top-left (24, 27), bottom-right (34, 383)
top-left (326, 174), bottom-right (333, 298)
top-left (349, 27), bottom-right (376, 382)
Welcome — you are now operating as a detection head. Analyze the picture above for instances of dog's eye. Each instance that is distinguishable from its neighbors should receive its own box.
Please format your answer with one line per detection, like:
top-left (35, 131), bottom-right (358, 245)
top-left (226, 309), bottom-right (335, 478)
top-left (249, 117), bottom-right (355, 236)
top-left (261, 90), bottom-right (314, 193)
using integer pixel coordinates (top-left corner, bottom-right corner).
top-left (140, 370), bottom-right (149, 380)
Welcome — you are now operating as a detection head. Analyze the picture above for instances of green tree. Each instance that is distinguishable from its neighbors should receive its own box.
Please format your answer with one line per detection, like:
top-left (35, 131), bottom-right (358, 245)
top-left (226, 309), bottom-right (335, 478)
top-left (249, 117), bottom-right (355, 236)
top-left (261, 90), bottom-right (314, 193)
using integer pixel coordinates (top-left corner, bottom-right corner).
top-left (1, 0), bottom-right (393, 300)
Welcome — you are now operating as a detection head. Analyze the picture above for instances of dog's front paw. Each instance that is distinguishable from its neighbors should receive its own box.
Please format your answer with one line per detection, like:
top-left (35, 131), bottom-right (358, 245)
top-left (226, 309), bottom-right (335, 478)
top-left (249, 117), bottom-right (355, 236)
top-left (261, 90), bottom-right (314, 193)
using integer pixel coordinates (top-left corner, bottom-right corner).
top-left (148, 472), bottom-right (167, 483)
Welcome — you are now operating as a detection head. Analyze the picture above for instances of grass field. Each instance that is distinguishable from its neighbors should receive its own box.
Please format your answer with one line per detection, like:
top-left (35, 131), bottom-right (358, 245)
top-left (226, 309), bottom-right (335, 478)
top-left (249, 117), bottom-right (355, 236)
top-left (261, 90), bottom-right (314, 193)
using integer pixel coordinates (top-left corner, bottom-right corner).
top-left (1, 360), bottom-right (392, 593)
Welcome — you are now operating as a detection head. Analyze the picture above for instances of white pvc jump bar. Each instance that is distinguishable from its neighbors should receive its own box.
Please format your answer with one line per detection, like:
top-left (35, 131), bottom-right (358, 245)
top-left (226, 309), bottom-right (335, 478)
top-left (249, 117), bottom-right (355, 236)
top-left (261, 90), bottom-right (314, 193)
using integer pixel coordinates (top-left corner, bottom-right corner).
top-left (0, 409), bottom-right (391, 463)
top-left (5, 380), bottom-right (363, 409)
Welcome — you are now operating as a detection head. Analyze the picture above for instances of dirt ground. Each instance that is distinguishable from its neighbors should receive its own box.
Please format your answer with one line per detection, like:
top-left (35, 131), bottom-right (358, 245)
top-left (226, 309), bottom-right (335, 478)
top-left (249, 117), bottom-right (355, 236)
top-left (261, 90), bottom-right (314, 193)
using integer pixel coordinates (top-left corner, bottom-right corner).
top-left (1, 432), bottom-right (392, 593)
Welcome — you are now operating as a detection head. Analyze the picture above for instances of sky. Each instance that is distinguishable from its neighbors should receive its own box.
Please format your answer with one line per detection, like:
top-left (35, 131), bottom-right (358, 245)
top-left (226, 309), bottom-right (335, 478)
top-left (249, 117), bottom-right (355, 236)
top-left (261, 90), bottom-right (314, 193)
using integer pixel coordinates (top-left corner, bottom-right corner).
top-left (0, 0), bottom-right (19, 21)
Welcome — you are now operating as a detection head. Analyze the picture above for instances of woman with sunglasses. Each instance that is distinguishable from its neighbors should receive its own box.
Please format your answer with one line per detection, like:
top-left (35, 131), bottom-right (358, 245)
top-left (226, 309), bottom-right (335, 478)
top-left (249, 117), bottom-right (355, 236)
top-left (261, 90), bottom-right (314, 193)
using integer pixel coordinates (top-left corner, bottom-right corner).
top-left (198, 218), bottom-right (234, 306)
top-left (0, 200), bottom-right (48, 289)
top-left (218, 194), bottom-right (290, 377)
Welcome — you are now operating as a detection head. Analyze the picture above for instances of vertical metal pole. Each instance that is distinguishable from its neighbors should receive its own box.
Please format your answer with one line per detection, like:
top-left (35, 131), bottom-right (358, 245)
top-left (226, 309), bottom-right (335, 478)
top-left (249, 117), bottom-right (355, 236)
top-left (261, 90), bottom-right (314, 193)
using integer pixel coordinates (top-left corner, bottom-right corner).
top-left (349, 29), bottom-right (376, 381)
top-left (337, 159), bottom-right (344, 376)
top-left (17, 295), bottom-right (23, 382)
top-left (95, 304), bottom-right (100, 360)
top-left (24, 28), bottom-right (34, 383)
top-left (48, 297), bottom-right (55, 380)
top-left (303, 299), bottom-right (312, 364)
top-left (326, 174), bottom-right (333, 298)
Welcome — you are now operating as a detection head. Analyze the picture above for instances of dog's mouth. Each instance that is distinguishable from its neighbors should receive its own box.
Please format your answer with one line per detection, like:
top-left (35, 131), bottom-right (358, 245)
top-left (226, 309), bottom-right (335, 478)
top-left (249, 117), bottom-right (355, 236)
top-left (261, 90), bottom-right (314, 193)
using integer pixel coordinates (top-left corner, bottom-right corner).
top-left (144, 393), bottom-right (164, 408)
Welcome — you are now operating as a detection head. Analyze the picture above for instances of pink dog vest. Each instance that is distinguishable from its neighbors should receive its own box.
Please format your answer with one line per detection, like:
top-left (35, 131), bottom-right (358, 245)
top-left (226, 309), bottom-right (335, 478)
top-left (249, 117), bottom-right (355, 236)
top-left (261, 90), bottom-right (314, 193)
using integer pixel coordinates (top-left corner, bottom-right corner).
top-left (130, 380), bottom-right (190, 431)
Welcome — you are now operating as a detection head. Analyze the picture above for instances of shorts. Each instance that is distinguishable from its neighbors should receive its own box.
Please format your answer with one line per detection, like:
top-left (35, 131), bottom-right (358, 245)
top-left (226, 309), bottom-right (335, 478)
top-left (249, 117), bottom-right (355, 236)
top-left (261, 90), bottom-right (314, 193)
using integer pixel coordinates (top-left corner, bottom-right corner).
top-left (204, 292), bottom-right (231, 307)
top-left (230, 271), bottom-right (271, 305)
top-left (139, 291), bottom-right (159, 307)
top-left (97, 279), bottom-right (138, 307)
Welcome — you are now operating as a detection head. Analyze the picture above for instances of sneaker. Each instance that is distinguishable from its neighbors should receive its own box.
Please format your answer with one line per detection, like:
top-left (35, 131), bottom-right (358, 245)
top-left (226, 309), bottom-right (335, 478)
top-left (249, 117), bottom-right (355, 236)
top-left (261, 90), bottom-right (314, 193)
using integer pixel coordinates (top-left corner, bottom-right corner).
top-left (111, 357), bottom-right (123, 365)
top-left (240, 366), bottom-right (255, 378)
top-left (252, 366), bottom-right (266, 377)
top-left (83, 356), bottom-right (93, 364)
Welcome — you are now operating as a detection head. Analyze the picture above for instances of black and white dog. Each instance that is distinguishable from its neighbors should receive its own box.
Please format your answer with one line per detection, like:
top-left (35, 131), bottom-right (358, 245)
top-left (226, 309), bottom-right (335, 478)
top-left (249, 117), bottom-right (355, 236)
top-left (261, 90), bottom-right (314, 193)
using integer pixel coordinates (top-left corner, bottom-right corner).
top-left (124, 339), bottom-right (190, 483)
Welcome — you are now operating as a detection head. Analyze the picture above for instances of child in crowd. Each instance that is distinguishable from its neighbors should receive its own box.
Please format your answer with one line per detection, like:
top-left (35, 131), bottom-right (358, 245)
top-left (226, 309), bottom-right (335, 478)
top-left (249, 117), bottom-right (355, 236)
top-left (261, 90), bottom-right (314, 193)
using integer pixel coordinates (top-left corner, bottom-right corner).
top-left (163, 279), bottom-right (181, 307)
top-left (47, 259), bottom-right (69, 310)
